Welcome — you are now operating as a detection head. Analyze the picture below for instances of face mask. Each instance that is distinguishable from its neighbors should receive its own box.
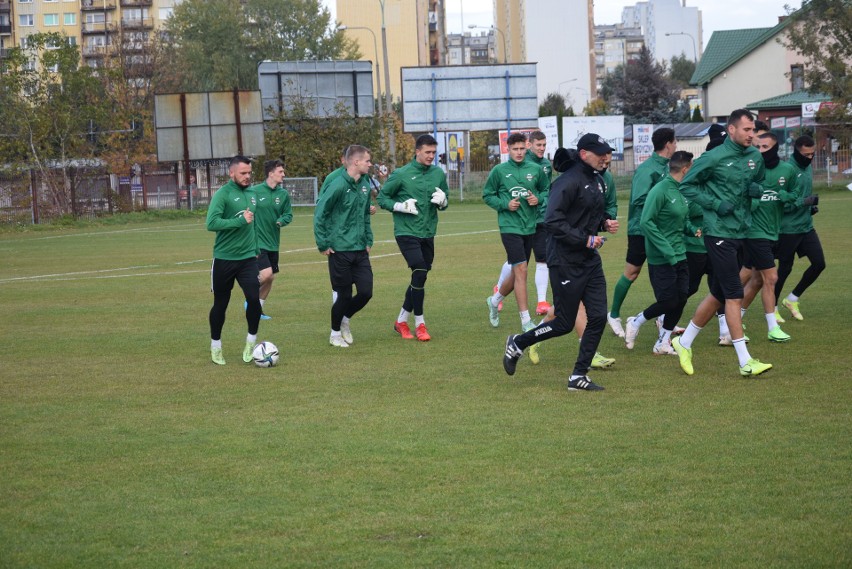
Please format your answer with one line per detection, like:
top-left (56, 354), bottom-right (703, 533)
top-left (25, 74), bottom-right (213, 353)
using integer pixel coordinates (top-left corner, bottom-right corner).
top-left (761, 144), bottom-right (780, 169)
top-left (793, 148), bottom-right (813, 169)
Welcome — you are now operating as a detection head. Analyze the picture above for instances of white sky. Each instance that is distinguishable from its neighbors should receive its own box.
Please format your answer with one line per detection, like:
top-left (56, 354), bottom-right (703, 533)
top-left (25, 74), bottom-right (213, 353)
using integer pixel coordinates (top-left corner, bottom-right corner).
top-left (322, 0), bottom-right (801, 51)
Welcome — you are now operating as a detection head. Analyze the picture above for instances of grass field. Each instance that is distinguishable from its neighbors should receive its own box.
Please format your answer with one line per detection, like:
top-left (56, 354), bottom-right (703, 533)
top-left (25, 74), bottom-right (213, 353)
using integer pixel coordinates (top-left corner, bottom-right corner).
top-left (1, 187), bottom-right (851, 567)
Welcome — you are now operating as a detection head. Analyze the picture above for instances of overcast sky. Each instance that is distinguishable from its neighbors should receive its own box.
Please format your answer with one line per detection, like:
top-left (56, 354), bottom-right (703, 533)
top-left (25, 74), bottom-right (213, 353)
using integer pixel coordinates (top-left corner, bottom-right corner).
top-left (322, 0), bottom-right (801, 51)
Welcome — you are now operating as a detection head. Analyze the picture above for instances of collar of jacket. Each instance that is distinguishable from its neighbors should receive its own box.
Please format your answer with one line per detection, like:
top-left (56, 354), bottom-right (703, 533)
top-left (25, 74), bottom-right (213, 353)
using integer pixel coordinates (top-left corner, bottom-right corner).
top-left (409, 158), bottom-right (431, 172)
top-left (525, 149), bottom-right (544, 164)
top-left (723, 135), bottom-right (751, 154)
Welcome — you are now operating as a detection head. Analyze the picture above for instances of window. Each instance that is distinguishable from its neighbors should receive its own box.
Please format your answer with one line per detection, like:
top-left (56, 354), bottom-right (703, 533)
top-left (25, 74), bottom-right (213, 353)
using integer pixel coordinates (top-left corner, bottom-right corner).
top-left (66, 36), bottom-right (76, 46)
top-left (85, 13), bottom-right (105, 24)
top-left (18, 0), bottom-right (33, 4)
top-left (64, 13), bottom-right (76, 25)
top-left (19, 14), bottom-right (34, 27)
top-left (44, 14), bottom-right (59, 26)
top-left (159, 8), bottom-right (173, 21)
top-left (791, 64), bottom-right (805, 91)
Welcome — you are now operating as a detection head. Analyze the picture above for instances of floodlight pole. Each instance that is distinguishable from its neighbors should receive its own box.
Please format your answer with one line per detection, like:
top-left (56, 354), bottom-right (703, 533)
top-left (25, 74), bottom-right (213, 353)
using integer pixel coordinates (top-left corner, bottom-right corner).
top-left (379, 0), bottom-right (396, 166)
top-left (665, 32), bottom-right (697, 63)
top-left (338, 25), bottom-right (383, 119)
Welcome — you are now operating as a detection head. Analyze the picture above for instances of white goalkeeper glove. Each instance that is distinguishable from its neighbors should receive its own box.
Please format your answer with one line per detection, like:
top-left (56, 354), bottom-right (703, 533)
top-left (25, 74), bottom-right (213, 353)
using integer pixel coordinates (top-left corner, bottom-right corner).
top-left (393, 198), bottom-right (419, 215)
top-left (430, 187), bottom-right (447, 207)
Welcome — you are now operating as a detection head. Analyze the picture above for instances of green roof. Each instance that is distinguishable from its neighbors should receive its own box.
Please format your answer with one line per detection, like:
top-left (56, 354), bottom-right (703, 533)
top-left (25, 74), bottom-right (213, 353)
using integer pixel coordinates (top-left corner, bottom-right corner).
top-left (690, 15), bottom-right (796, 86)
top-left (747, 89), bottom-right (832, 109)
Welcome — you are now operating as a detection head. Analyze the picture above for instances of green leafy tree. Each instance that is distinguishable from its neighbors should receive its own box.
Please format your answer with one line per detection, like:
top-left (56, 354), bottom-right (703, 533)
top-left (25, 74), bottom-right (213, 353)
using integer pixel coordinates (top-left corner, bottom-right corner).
top-left (781, 0), bottom-right (852, 140)
top-left (0, 33), bottom-right (114, 215)
top-left (583, 98), bottom-right (610, 116)
top-left (599, 46), bottom-right (683, 124)
top-left (156, 0), bottom-right (359, 93)
top-left (691, 105), bottom-right (704, 122)
top-left (669, 53), bottom-right (696, 87)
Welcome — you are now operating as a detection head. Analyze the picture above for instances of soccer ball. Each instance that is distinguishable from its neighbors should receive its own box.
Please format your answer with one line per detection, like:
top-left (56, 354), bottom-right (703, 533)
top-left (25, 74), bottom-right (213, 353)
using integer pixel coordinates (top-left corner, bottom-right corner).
top-left (252, 341), bottom-right (279, 368)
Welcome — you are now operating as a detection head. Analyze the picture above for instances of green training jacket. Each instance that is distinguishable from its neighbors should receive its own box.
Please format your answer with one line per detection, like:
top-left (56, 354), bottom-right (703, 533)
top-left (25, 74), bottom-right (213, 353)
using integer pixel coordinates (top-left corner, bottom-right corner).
top-left (780, 157), bottom-right (815, 235)
top-left (206, 180), bottom-right (258, 261)
top-left (482, 158), bottom-right (549, 235)
top-left (628, 152), bottom-right (669, 236)
top-left (748, 162), bottom-right (798, 241)
top-left (640, 175), bottom-right (701, 265)
top-left (377, 158), bottom-right (449, 238)
top-left (313, 171), bottom-right (373, 252)
top-left (526, 149), bottom-right (553, 224)
top-left (602, 169), bottom-right (617, 220)
top-left (682, 190), bottom-right (705, 254)
top-left (679, 136), bottom-right (765, 239)
top-left (319, 166), bottom-right (345, 195)
top-left (251, 181), bottom-right (293, 252)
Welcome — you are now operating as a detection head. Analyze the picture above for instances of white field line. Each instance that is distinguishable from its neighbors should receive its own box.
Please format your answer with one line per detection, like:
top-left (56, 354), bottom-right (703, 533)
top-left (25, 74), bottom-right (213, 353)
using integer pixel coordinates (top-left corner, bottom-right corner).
top-left (0, 228), bottom-right (498, 284)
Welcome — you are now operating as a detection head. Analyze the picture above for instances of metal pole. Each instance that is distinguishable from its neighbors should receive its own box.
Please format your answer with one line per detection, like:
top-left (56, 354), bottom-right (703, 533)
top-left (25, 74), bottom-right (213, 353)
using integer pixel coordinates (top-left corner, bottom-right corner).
top-left (379, 0), bottom-right (396, 165)
top-left (505, 70), bottom-right (511, 134)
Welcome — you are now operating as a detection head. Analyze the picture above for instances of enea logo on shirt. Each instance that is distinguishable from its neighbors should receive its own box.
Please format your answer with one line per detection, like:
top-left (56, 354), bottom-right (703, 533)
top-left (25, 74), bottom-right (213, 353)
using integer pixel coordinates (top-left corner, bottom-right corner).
top-left (510, 186), bottom-right (530, 199)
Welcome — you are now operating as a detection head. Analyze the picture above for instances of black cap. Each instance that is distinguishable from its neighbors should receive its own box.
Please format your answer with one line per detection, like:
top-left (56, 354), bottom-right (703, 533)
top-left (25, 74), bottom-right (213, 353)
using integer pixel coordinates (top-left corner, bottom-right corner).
top-left (577, 133), bottom-right (613, 155)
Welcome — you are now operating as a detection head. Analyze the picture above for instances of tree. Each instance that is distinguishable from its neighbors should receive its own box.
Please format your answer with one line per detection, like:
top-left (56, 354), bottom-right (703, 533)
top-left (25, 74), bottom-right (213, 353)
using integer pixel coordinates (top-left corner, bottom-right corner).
top-left (691, 106), bottom-right (704, 122)
top-left (539, 92), bottom-right (569, 117)
top-left (0, 33), bottom-right (115, 216)
top-left (599, 46), bottom-right (683, 124)
top-left (583, 98), bottom-right (610, 117)
top-left (156, 0), bottom-right (359, 93)
top-left (669, 53), bottom-right (696, 87)
top-left (781, 0), bottom-right (852, 139)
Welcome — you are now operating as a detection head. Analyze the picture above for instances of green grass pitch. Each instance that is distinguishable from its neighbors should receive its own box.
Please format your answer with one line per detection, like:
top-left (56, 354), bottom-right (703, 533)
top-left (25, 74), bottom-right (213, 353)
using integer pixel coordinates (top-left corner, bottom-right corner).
top-left (1, 188), bottom-right (850, 567)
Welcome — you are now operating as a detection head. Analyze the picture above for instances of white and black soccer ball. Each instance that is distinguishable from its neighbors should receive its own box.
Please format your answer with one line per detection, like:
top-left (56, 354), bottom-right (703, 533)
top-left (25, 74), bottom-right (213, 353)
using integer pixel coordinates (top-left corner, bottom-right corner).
top-left (252, 341), bottom-right (279, 368)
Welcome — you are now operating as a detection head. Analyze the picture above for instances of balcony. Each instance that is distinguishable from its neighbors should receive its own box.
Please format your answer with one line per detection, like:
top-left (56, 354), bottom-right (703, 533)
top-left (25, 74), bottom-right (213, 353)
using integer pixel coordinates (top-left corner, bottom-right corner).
top-left (81, 21), bottom-right (118, 34)
top-left (121, 17), bottom-right (154, 30)
top-left (82, 45), bottom-right (108, 57)
top-left (0, 47), bottom-right (10, 59)
top-left (120, 0), bottom-right (153, 5)
top-left (0, 24), bottom-right (11, 35)
top-left (0, 0), bottom-right (10, 12)
top-left (81, 1), bottom-right (117, 10)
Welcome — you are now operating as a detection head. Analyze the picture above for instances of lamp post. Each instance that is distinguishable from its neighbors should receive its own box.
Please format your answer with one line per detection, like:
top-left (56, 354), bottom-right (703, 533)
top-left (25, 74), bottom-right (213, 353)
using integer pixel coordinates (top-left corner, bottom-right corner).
top-left (665, 31), bottom-right (697, 62)
top-left (379, 0), bottom-right (396, 165)
top-left (468, 24), bottom-right (507, 64)
top-left (558, 78), bottom-right (577, 106)
top-left (337, 25), bottom-right (383, 119)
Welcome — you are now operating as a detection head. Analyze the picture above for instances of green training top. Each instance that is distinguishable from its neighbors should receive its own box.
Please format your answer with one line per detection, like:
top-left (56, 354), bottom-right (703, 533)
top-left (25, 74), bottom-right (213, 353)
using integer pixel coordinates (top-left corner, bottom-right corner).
top-left (679, 136), bottom-right (765, 239)
top-left (682, 190), bottom-right (705, 254)
top-left (319, 166), bottom-right (345, 195)
top-left (628, 152), bottom-right (669, 236)
top-left (313, 170), bottom-right (374, 252)
top-left (377, 158), bottom-right (449, 238)
top-left (482, 158), bottom-right (549, 235)
top-left (641, 174), bottom-right (701, 265)
top-left (525, 149), bottom-right (553, 224)
top-left (206, 180), bottom-right (258, 261)
top-left (251, 181), bottom-right (293, 252)
top-left (747, 161), bottom-right (798, 241)
top-left (780, 157), bottom-right (815, 235)
top-left (602, 169), bottom-right (617, 220)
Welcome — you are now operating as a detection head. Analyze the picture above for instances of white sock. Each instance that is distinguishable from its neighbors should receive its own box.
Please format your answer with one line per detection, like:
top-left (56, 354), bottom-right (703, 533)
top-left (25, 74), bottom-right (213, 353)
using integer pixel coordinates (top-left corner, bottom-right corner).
top-left (497, 262), bottom-right (512, 289)
top-left (740, 307), bottom-right (746, 318)
top-left (491, 293), bottom-right (504, 306)
top-left (211, 339), bottom-right (222, 349)
top-left (659, 329), bottom-right (673, 344)
top-left (247, 333), bottom-right (257, 343)
top-left (680, 321), bottom-right (702, 349)
top-left (634, 312), bottom-right (647, 327)
top-left (787, 293), bottom-right (799, 302)
top-left (415, 314), bottom-right (425, 326)
top-left (766, 312), bottom-right (778, 331)
top-left (398, 308), bottom-right (410, 323)
top-left (341, 316), bottom-right (351, 327)
top-left (331, 329), bottom-right (342, 337)
top-left (733, 338), bottom-right (751, 367)
top-left (520, 310), bottom-right (531, 325)
top-left (718, 313), bottom-right (729, 337)
top-left (332, 290), bottom-right (338, 303)
top-left (535, 263), bottom-right (549, 303)
top-left (260, 298), bottom-right (266, 308)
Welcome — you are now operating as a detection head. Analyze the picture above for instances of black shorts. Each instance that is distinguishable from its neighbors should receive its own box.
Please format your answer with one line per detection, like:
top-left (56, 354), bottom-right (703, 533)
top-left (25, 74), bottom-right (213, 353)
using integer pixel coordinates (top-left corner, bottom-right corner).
top-left (686, 251), bottom-right (709, 297)
top-left (744, 239), bottom-right (776, 271)
top-left (704, 235), bottom-right (744, 300)
top-left (210, 257), bottom-right (260, 295)
top-left (328, 250), bottom-right (372, 291)
top-left (648, 260), bottom-right (689, 303)
top-left (625, 234), bottom-right (647, 266)
top-left (776, 230), bottom-right (823, 262)
top-left (257, 249), bottom-right (280, 273)
top-left (501, 233), bottom-right (534, 266)
top-left (396, 235), bottom-right (434, 270)
top-left (532, 224), bottom-right (548, 264)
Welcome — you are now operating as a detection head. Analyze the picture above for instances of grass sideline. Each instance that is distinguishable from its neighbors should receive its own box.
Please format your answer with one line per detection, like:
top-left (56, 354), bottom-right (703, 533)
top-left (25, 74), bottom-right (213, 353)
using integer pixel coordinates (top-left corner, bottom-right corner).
top-left (1, 188), bottom-right (850, 567)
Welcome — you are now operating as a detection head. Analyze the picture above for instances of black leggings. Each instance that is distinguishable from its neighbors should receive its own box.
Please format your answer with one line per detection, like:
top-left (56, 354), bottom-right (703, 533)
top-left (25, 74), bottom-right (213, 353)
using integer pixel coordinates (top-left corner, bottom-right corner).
top-left (775, 230), bottom-right (825, 300)
top-left (328, 251), bottom-right (373, 330)
top-left (209, 258), bottom-right (261, 340)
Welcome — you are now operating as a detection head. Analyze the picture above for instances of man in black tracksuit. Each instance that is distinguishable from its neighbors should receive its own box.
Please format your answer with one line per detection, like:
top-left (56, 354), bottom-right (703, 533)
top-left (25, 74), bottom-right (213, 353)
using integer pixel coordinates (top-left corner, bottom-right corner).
top-left (502, 134), bottom-right (619, 391)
